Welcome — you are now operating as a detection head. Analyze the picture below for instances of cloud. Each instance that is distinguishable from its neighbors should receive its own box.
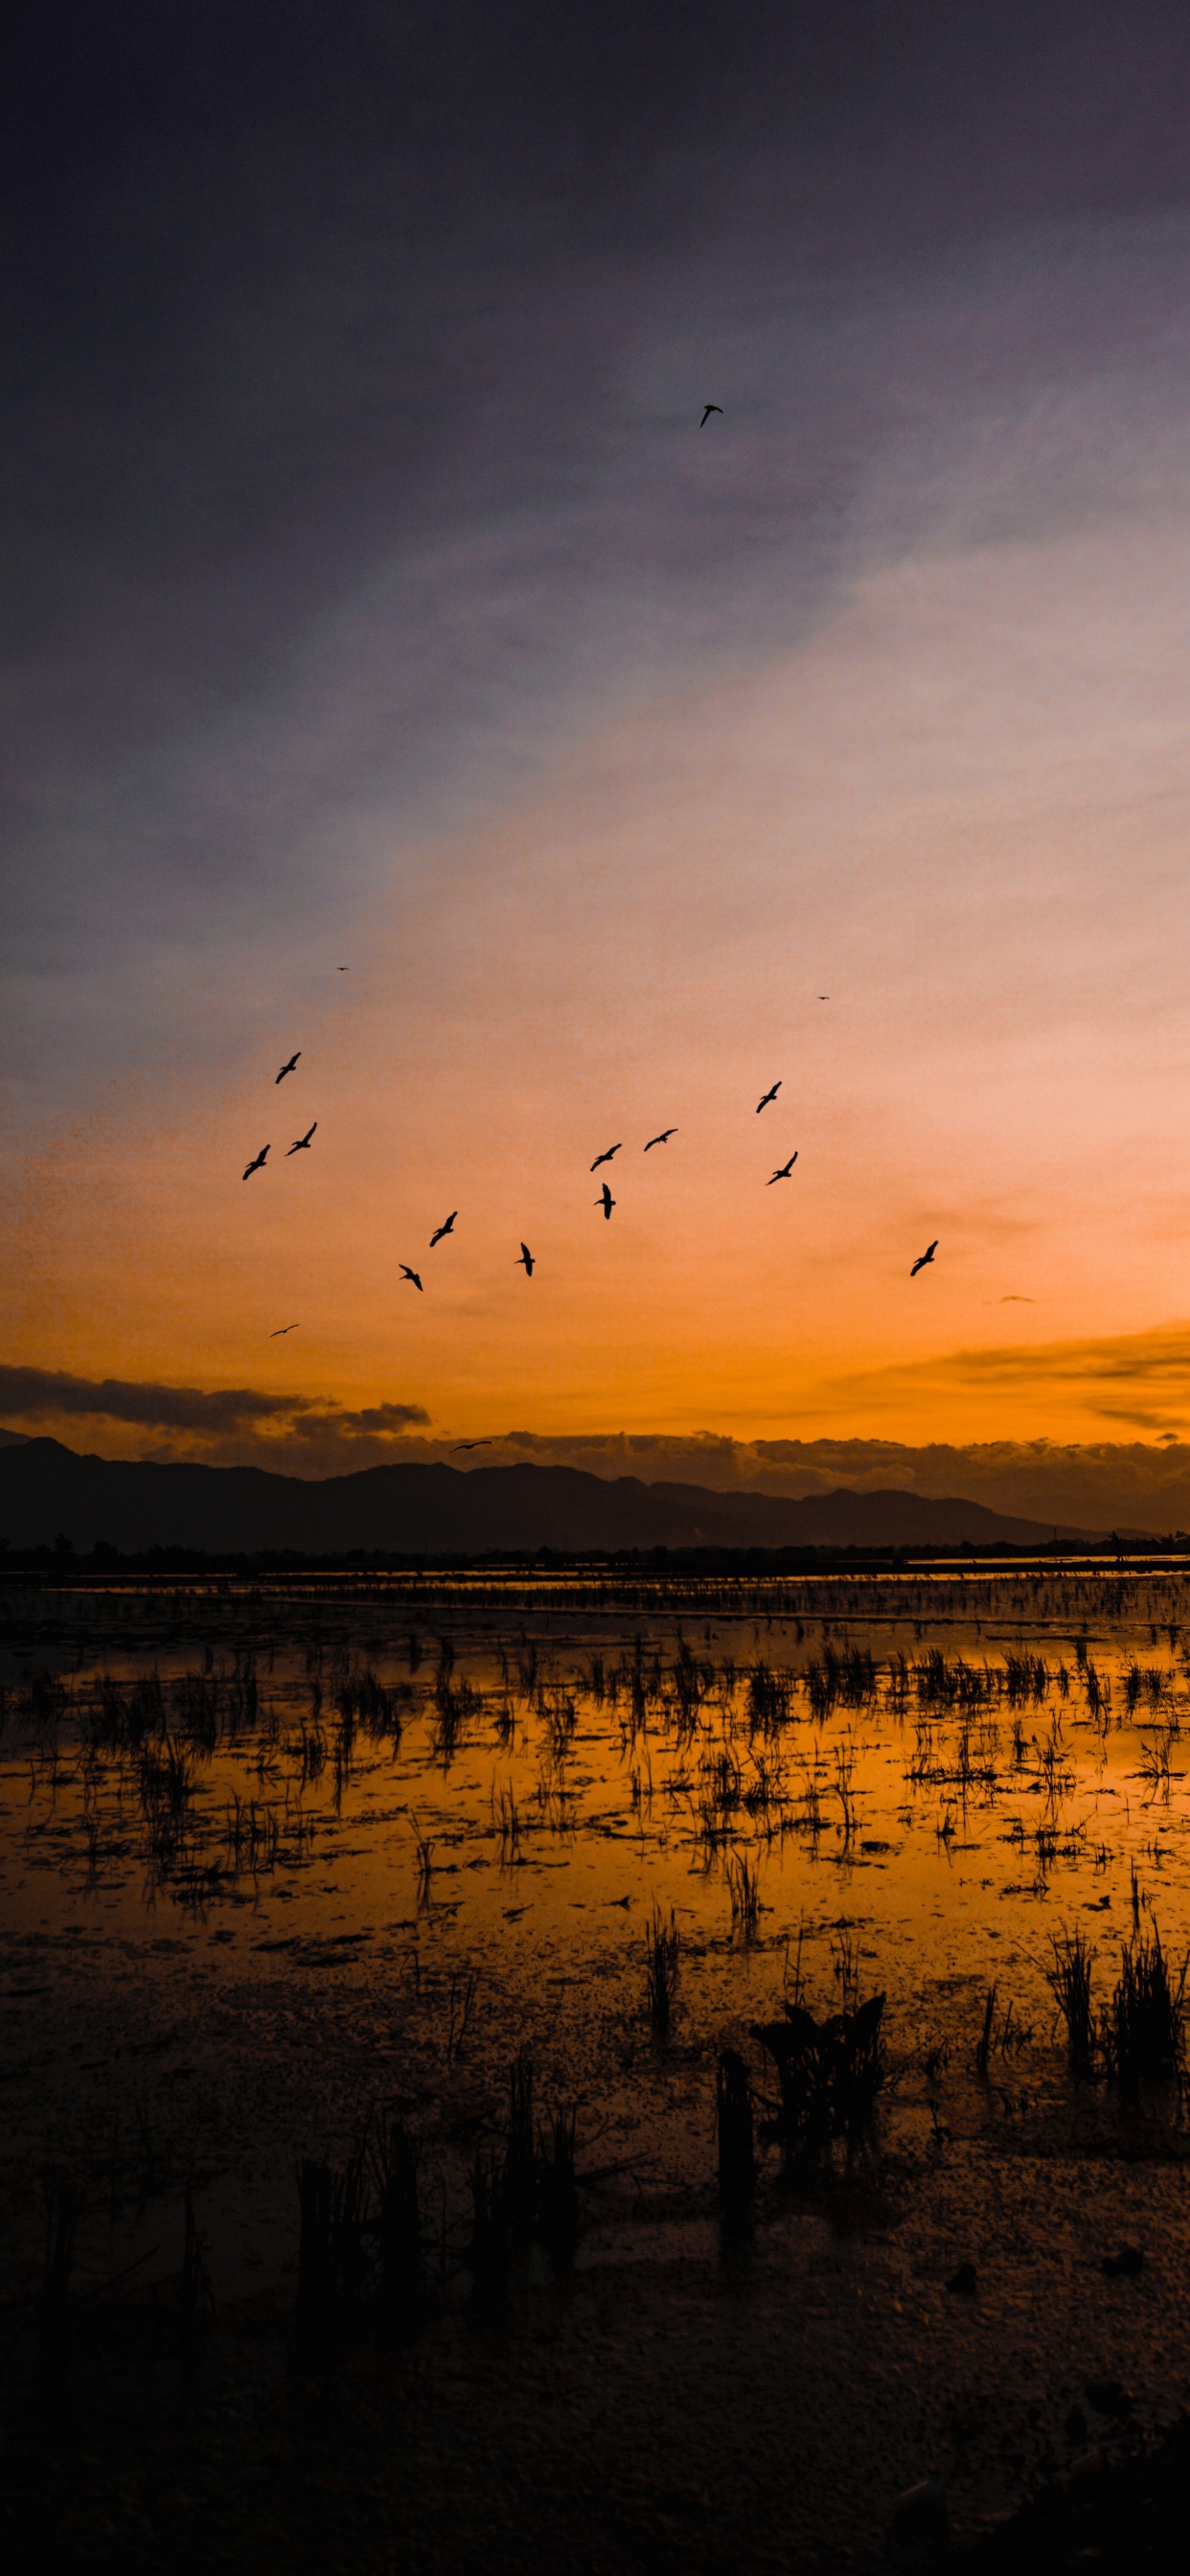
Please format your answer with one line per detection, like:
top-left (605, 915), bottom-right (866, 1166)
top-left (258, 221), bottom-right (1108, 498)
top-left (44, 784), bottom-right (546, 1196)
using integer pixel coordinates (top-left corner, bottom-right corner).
top-left (0, 1365), bottom-right (429, 1446)
top-left (828, 1324), bottom-right (1190, 1406)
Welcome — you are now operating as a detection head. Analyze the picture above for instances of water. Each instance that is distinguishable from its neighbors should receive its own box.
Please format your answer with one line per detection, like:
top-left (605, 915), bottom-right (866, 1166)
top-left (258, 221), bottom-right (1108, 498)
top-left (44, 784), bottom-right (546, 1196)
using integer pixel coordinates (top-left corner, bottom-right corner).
top-left (3, 1562), bottom-right (1188, 2163)
top-left (4, 1564), bottom-right (1190, 2559)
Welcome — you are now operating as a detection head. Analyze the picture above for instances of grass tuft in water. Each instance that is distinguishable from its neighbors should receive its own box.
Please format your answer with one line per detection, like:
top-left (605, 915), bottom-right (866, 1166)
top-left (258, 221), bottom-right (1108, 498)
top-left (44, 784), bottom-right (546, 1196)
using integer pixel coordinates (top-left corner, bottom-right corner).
top-left (1046, 1928), bottom-right (1097, 2080)
top-left (1103, 1928), bottom-right (1187, 2103)
top-left (645, 1904), bottom-right (681, 2036)
top-left (725, 1847), bottom-right (762, 1938)
top-left (751, 1990), bottom-right (885, 2168)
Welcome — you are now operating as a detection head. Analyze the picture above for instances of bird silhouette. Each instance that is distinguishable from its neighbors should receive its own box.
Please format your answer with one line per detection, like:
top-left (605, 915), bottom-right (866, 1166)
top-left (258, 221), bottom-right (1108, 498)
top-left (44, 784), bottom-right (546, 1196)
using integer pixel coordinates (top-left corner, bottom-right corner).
top-left (756, 1082), bottom-right (782, 1114)
top-left (400, 1265), bottom-right (423, 1291)
top-left (516, 1243), bottom-right (535, 1276)
top-left (268, 1322), bottom-right (299, 1336)
top-left (700, 404), bottom-right (722, 426)
top-left (242, 1145), bottom-right (270, 1179)
top-left (430, 1211), bottom-right (457, 1248)
top-left (910, 1239), bottom-right (938, 1277)
top-left (767, 1154), bottom-right (798, 1184)
top-left (275, 1051), bottom-right (301, 1083)
top-left (453, 1438), bottom-right (494, 1452)
top-left (644, 1128), bottom-right (676, 1151)
top-left (590, 1143), bottom-right (622, 1172)
top-left (596, 1182), bottom-right (615, 1220)
top-left (286, 1122), bottom-right (317, 1156)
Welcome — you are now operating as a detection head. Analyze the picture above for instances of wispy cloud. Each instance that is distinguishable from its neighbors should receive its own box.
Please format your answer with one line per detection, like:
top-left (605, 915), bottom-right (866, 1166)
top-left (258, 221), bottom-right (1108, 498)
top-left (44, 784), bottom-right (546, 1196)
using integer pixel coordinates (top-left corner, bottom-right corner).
top-left (828, 1324), bottom-right (1190, 1408)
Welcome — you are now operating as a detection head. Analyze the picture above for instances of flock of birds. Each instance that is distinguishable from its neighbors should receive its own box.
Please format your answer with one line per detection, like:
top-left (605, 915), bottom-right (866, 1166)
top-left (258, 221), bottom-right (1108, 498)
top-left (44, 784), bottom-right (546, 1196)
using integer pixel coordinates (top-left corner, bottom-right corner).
top-left (242, 406), bottom-right (939, 1331)
top-left (245, 1043), bottom-right (940, 1326)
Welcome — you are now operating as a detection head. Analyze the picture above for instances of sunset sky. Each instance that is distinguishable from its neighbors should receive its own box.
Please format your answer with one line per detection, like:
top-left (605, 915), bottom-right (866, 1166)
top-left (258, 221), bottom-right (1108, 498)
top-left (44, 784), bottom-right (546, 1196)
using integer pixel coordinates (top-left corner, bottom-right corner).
top-left (9, 3), bottom-right (1190, 1491)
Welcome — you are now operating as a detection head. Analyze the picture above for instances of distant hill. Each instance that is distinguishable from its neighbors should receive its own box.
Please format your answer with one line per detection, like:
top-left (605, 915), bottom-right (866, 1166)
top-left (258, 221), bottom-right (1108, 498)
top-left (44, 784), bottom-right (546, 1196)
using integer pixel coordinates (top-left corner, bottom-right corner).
top-left (0, 1436), bottom-right (1097, 1555)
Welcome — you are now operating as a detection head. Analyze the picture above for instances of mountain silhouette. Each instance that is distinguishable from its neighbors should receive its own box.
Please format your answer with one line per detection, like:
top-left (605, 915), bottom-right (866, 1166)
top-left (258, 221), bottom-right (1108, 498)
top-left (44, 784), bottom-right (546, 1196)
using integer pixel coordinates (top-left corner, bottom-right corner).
top-left (0, 1435), bottom-right (1096, 1554)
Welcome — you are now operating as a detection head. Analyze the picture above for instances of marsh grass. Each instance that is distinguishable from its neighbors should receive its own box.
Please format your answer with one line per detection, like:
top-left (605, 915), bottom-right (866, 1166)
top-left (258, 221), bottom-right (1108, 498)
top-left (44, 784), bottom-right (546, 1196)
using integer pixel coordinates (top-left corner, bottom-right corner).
top-left (750, 1990), bottom-right (885, 2168)
top-left (645, 1905), bottom-right (681, 2036)
top-left (1103, 1929), bottom-right (1187, 2103)
top-left (1047, 1928), bottom-right (1097, 2079)
top-left (725, 1846), bottom-right (762, 1938)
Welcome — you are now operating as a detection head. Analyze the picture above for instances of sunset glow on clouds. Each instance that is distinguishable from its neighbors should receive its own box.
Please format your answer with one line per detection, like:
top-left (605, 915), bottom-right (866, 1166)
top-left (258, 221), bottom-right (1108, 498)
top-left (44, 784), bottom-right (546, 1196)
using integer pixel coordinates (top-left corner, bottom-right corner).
top-left (8, 5), bottom-right (1190, 1493)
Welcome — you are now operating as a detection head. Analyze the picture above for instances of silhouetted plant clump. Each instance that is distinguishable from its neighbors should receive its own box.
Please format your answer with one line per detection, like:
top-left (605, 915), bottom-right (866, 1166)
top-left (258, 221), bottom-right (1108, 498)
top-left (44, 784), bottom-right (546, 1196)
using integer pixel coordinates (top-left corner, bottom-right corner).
top-left (750, 1991), bottom-right (885, 2167)
top-left (1103, 1929), bottom-right (1186, 2103)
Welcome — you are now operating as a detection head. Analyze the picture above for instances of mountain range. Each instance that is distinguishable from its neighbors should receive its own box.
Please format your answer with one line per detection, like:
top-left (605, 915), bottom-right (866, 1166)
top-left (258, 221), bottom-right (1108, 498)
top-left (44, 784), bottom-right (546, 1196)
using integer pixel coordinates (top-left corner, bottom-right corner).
top-left (0, 1434), bottom-right (1099, 1554)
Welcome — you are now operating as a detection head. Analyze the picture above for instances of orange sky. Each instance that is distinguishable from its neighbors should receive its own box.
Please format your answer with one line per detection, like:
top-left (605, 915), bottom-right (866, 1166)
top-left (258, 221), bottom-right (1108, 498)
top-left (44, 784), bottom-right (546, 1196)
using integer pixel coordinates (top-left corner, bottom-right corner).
top-left (10, 509), bottom-right (1190, 1457)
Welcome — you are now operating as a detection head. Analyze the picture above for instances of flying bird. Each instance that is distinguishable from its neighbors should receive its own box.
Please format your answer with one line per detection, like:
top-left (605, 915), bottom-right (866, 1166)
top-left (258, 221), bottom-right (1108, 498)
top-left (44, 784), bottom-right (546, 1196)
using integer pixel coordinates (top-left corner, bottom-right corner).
top-left (590, 1143), bottom-right (622, 1172)
top-left (242, 1145), bottom-right (270, 1179)
top-left (268, 1323), bottom-right (300, 1337)
top-left (400, 1266), bottom-right (423, 1291)
top-left (596, 1182), bottom-right (616, 1220)
top-left (700, 404), bottom-right (722, 426)
top-left (910, 1240), bottom-right (938, 1277)
top-left (756, 1082), bottom-right (782, 1114)
top-left (336, 965), bottom-right (350, 971)
top-left (275, 1051), bottom-right (301, 1083)
top-left (767, 1154), bottom-right (798, 1184)
top-left (516, 1243), bottom-right (535, 1276)
top-left (453, 1438), bottom-right (494, 1452)
top-left (644, 1129), bottom-right (676, 1151)
top-left (430, 1211), bottom-right (457, 1247)
top-left (286, 1122), bottom-right (317, 1156)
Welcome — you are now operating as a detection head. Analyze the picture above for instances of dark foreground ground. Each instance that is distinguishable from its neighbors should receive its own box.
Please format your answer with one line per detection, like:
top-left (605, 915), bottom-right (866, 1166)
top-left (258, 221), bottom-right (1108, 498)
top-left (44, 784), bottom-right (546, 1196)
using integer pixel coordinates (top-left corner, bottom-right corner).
top-left (4, 2134), bottom-right (1189, 2576)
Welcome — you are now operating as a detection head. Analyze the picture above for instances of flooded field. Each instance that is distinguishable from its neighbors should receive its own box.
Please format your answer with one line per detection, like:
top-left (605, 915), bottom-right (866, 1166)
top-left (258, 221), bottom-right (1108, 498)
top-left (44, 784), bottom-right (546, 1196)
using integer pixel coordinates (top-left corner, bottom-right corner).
top-left (3, 1562), bottom-right (1190, 2572)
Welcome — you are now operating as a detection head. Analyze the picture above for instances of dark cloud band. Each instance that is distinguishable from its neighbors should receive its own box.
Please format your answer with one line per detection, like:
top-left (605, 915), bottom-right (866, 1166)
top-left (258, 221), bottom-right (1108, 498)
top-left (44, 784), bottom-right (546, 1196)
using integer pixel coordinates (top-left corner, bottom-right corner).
top-left (0, 1365), bottom-right (428, 1436)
